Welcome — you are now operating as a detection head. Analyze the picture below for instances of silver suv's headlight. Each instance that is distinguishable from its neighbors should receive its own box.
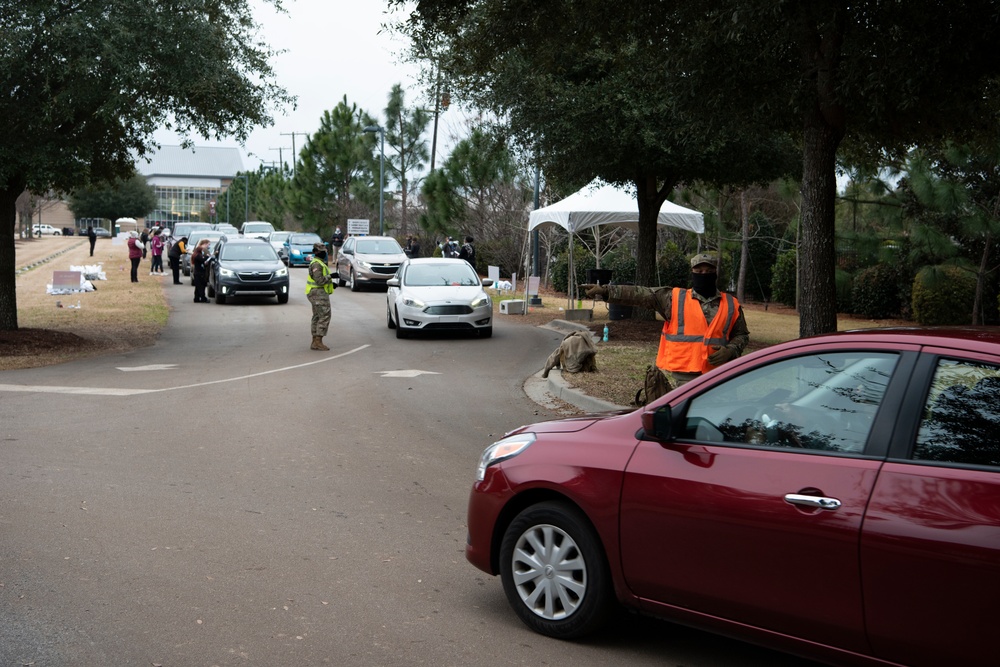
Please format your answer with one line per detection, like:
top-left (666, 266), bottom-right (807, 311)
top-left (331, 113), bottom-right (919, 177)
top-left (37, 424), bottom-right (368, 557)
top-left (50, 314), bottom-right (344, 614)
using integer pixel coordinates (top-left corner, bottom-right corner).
top-left (476, 433), bottom-right (535, 481)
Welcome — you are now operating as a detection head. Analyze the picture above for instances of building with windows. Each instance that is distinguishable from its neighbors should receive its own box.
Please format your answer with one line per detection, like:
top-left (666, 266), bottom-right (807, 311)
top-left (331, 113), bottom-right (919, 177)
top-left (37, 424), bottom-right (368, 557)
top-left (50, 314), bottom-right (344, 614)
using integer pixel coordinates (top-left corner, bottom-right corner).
top-left (137, 145), bottom-right (244, 228)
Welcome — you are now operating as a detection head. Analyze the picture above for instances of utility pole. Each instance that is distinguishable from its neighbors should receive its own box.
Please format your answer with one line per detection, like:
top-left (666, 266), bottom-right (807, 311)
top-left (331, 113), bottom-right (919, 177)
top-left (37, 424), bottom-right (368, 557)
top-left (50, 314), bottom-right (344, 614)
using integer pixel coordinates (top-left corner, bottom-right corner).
top-left (270, 147), bottom-right (291, 173)
top-left (280, 132), bottom-right (309, 177)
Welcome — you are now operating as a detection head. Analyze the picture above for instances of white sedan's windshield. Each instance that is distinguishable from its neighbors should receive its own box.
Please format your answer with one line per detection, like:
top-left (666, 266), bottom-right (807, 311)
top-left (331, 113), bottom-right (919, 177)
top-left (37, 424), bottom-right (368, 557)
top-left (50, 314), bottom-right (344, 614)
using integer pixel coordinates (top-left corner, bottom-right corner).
top-left (405, 263), bottom-right (479, 287)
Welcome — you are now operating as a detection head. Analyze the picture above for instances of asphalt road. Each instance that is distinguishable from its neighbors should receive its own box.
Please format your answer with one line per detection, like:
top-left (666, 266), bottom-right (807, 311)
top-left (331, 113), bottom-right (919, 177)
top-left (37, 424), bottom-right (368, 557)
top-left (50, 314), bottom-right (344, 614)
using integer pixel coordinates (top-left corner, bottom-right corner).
top-left (0, 269), bottom-right (820, 667)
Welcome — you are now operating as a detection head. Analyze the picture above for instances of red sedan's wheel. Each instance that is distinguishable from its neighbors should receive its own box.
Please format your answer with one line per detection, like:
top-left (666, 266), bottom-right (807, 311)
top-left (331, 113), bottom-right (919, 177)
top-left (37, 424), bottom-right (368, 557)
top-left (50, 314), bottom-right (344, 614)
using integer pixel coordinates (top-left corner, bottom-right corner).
top-left (499, 501), bottom-right (613, 639)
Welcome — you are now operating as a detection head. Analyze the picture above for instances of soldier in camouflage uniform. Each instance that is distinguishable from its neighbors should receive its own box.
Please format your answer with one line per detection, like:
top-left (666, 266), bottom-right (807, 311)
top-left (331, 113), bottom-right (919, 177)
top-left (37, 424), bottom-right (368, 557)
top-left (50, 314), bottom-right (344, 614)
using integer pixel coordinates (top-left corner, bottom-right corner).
top-left (581, 252), bottom-right (749, 387)
top-left (306, 242), bottom-right (337, 351)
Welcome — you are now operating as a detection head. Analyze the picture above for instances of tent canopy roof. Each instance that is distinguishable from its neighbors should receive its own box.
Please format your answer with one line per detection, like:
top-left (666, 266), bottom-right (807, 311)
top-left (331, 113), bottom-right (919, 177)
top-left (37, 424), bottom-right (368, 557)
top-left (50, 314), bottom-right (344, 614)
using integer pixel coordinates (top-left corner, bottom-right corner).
top-left (528, 180), bottom-right (704, 234)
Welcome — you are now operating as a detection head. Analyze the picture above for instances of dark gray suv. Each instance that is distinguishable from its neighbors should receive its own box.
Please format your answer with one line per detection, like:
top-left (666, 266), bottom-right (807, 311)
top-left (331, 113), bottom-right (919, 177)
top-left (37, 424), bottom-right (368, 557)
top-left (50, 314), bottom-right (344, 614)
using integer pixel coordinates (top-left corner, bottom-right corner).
top-left (207, 237), bottom-right (290, 304)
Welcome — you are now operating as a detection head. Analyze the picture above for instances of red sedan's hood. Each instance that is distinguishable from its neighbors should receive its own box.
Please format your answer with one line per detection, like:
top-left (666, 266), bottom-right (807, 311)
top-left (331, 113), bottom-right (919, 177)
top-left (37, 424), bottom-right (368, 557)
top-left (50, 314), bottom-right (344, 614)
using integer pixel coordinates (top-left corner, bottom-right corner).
top-left (504, 409), bottom-right (635, 437)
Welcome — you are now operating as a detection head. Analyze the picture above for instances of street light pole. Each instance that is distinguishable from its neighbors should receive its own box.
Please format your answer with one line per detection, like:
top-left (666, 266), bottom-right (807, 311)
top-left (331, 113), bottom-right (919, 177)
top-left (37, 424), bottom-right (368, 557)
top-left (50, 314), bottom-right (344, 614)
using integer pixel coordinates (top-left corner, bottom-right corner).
top-left (363, 125), bottom-right (385, 235)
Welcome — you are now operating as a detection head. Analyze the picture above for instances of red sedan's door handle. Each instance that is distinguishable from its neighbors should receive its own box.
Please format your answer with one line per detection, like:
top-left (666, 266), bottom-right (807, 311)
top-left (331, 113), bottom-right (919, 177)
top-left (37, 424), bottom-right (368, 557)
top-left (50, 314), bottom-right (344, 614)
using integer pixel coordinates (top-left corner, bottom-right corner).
top-left (784, 493), bottom-right (842, 510)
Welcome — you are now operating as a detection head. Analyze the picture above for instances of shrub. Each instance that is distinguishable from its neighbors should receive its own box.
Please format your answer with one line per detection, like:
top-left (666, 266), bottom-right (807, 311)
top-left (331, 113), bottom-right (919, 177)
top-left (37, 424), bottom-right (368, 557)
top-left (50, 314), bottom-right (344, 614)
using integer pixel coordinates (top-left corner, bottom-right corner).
top-left (770, 250), bottom-right (797, 307)
top-left (851, 264), bottom-right (905, 319)
top-left (550, 243), bottom-right (595, 293)
top-left (835, 269), bottom-right (854, 314)
top-left (911, 265), bottom-right (976, 325)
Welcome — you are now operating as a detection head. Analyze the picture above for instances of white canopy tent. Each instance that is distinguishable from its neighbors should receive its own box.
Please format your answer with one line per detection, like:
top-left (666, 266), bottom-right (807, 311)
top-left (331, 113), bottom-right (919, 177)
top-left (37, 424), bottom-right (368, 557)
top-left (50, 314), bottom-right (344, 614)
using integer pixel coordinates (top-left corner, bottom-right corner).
top-left (528, 180), bottom-right (704, 305)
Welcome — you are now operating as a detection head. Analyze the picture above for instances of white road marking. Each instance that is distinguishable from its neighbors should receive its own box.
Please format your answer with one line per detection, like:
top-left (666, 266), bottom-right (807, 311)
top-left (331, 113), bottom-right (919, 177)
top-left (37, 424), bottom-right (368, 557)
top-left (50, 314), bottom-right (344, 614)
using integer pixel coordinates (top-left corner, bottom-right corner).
top-left (0, 345), bottom-right (370, 396)
top-left (376, 369), bottom-right (442, 378)
top-left (117, 364), bottom-right (179, 372)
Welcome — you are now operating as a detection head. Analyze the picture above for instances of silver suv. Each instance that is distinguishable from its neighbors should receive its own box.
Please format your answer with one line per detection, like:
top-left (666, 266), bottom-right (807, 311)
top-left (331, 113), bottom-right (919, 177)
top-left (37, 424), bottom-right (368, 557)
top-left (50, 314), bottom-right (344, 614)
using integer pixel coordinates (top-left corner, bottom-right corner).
top-left (335, 235), bottom-right (407, 292)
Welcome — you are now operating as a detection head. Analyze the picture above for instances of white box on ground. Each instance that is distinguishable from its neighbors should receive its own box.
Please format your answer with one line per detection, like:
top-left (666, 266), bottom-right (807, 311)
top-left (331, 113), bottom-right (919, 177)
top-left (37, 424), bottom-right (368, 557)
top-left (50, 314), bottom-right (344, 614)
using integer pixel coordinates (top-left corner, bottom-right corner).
top-left (500, 299), bottom-right (525, 315)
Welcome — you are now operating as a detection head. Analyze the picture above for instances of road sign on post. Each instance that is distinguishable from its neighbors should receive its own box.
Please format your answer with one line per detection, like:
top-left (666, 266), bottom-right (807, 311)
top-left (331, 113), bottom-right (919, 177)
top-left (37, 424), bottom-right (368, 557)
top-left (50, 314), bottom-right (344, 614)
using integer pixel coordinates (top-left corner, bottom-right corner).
top-left (346, 219), bottom-right (370, 236)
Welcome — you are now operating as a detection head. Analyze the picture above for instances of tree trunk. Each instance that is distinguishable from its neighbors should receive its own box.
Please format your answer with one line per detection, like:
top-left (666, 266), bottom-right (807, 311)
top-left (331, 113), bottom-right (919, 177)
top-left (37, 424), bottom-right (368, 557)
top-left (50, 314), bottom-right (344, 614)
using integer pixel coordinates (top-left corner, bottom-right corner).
top-left (633, 175), bottom-right (675, 321)
top-left (973, 233), bottom-right (991, 325)
top-left (797, 3), bottom-right (845, 338)
top-left (0, 182), bottom-right (25, 331)
top-left (798, 113), bottom-right (841, 337)
top-left (737, 189), bottom-right (749, 303)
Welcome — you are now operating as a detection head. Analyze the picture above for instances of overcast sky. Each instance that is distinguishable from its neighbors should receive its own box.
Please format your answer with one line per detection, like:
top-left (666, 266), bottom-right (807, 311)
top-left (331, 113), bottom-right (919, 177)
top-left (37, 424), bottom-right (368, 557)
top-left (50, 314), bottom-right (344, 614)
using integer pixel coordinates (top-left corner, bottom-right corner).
top-left (153, 0), bottom-right (461, 172)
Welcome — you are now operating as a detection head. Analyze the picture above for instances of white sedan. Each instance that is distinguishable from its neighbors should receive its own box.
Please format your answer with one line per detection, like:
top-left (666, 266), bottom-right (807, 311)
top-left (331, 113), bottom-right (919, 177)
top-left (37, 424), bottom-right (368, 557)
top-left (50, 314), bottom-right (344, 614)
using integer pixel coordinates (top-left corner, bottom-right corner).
top-left (386, 258), bottom-right (494, 339)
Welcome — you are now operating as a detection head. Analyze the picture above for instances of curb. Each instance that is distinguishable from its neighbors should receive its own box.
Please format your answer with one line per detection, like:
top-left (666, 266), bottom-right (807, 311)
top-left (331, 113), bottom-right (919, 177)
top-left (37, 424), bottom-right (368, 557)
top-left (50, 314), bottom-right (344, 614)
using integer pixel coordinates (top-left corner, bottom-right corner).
top-left (542, 369), bottom-right (629, 413)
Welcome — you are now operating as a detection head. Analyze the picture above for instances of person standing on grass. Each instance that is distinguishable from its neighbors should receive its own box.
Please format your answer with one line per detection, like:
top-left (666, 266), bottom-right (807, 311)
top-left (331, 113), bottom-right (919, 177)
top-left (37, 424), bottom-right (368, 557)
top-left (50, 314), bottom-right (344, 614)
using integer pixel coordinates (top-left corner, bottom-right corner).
top-left (581, 252), bottom-right (749, 387)
top-left (126, 231), bottom-right (142, 283)
top-left (87, 226), bottom-right (97, 256)
top-left (191, 238), bottom-right (211, 303)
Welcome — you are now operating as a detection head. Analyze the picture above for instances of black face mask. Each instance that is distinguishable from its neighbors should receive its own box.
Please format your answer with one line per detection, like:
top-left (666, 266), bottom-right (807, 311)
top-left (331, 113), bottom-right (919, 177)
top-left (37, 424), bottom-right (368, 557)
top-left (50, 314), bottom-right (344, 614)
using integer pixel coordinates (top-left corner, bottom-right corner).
top-left (691, 272), bottom-right (717, 298)
top-left (315, 251), bottom-right (327, 261)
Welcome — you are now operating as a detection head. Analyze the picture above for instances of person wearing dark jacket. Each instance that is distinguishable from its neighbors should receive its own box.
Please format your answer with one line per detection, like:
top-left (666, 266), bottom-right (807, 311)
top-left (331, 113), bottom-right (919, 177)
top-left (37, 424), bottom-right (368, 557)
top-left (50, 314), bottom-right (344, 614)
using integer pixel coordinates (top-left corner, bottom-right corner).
top-left (457, 235), bottom-right (475, 267)
top-left (168, 236), bottom-right (187, 285)
top-left (191, 238), bottom-right (211, 303)
top-left (87, 226), bottom-right (97, 256)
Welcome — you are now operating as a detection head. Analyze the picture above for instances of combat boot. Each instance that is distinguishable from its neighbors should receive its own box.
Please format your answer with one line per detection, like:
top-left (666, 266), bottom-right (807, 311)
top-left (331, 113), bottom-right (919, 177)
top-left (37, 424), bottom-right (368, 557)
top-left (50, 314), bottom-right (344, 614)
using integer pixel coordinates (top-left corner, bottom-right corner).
top-left (311, 336), bottom-right (329, 351)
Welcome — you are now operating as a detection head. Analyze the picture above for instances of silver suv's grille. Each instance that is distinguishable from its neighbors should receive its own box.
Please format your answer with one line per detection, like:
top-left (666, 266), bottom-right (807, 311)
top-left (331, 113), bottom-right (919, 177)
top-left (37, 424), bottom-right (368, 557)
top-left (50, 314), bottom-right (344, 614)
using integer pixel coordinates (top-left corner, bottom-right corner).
top-left (371, 264), bottom-right (399, 276)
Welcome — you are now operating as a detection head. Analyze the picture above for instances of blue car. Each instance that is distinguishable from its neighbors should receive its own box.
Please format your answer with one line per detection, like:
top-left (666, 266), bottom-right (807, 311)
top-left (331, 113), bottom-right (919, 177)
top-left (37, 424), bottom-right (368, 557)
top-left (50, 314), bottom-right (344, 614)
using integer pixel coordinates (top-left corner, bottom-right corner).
top-left (283, 232), bottom-right (325, 267)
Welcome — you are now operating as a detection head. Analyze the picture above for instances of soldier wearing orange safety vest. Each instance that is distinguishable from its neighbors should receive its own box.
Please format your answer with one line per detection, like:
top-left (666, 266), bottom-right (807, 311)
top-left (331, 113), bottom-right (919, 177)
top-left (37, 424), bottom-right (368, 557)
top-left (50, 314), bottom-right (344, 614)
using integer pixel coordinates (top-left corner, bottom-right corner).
top-left (581, 252), bottom-right (749, 387)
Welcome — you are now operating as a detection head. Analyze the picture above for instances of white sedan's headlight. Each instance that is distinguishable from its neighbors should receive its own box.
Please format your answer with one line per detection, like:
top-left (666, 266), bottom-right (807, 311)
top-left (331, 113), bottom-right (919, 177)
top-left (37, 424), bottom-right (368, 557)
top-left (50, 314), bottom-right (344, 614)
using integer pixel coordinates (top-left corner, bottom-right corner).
top-left (476, 433), bottom-right (535, 481)
top-left (470, 294), bottom-right (490, 308)
top-left (220, 267), bottom-right (235, 277)
top-left (402, 296), bottom-right (426, 309)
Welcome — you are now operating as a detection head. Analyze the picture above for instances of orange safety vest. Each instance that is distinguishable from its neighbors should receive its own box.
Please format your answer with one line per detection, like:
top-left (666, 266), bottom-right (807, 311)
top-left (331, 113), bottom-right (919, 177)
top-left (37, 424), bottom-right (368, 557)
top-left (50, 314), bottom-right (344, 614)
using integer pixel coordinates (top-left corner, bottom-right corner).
top-left (657, 287), bottom-right (739, 374)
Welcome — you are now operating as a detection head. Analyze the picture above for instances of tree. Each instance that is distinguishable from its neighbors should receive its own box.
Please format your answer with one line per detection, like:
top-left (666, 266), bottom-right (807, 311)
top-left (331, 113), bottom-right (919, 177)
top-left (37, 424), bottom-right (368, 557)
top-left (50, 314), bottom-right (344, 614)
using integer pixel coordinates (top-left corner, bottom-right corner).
top-left (68, 176), bottom-right (157, 222)
top-left (419, 126), bottom-right (530, 269)
top-left (384, 84), bottom-right (431, 237)
top-left (0, 0), bottom-right (291, 330)
top-left (289, 98), bottom-right (379, 236)
top-left (667, 0), bottom-right (1000, 336)
top-left (902, 142), bottom-right (1000, 324)
top-left (396, 0), bottom-right (797, 317)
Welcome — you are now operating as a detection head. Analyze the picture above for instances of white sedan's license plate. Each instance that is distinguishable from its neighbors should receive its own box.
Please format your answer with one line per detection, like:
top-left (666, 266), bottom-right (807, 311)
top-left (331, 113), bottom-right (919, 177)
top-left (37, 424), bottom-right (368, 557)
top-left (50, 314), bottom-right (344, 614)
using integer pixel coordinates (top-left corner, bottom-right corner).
top-left (440, 316), bottom-right (458, 323)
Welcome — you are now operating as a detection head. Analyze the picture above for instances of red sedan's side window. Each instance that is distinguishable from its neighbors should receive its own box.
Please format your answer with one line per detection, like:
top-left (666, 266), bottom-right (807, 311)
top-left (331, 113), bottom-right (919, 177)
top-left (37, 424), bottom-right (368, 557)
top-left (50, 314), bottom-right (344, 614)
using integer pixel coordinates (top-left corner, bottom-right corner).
top-left (914, 360), bottom-right (1000, 467)
top-left (679, 352), bottom-right (899, 454)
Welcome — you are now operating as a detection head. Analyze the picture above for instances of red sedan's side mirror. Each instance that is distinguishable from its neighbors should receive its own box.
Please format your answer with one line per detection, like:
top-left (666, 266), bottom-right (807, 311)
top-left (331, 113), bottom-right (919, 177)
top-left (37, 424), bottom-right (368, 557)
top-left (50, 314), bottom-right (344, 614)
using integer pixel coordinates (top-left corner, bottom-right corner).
top-left (640, 404), bottom-right (674, 441)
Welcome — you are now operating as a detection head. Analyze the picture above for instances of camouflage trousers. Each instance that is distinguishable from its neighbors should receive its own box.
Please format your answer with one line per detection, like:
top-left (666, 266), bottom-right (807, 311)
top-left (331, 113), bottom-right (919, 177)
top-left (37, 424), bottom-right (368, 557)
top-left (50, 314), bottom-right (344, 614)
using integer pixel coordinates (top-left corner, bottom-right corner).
top-left (307, 289), bottom-right (332, 337)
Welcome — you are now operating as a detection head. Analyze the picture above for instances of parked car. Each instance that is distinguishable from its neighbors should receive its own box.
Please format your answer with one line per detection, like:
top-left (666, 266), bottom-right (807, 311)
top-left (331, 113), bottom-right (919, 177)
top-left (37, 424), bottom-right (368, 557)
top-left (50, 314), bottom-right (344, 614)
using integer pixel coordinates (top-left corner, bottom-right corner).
top-left (213, 223), bottom-right (239, 235)
top-left (335, 235), bottom-right (407, 291)
top-left (283, 232), bottom-right (325, 267)
top-left (182, 231), bottom-right (226, 279)
top-left (32, 224), bottom-right (61, 236)
top-left (240, 220), bottom-right (275, 240)
top-left (172, 221), bottom-right (213, 252)
top-left (61, 227), bottom-right (75, 236)
top-left (266, 231), bottom-right (292, 264)
top-left (467, 327), bottom-right (1000, 667)
top-left (92, 227), bottom-right (111, 238)
top-left (386, 258), bottom-right (493, 338)
top-left (207, 237), bottom-right (289, 304)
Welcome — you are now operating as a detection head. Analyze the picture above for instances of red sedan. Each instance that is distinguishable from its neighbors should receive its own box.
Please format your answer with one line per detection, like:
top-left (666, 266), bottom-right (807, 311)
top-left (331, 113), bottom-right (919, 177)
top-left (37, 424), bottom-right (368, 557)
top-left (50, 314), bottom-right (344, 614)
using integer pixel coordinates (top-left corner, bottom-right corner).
top-left (467, 327), bottom-right (1000, 667)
